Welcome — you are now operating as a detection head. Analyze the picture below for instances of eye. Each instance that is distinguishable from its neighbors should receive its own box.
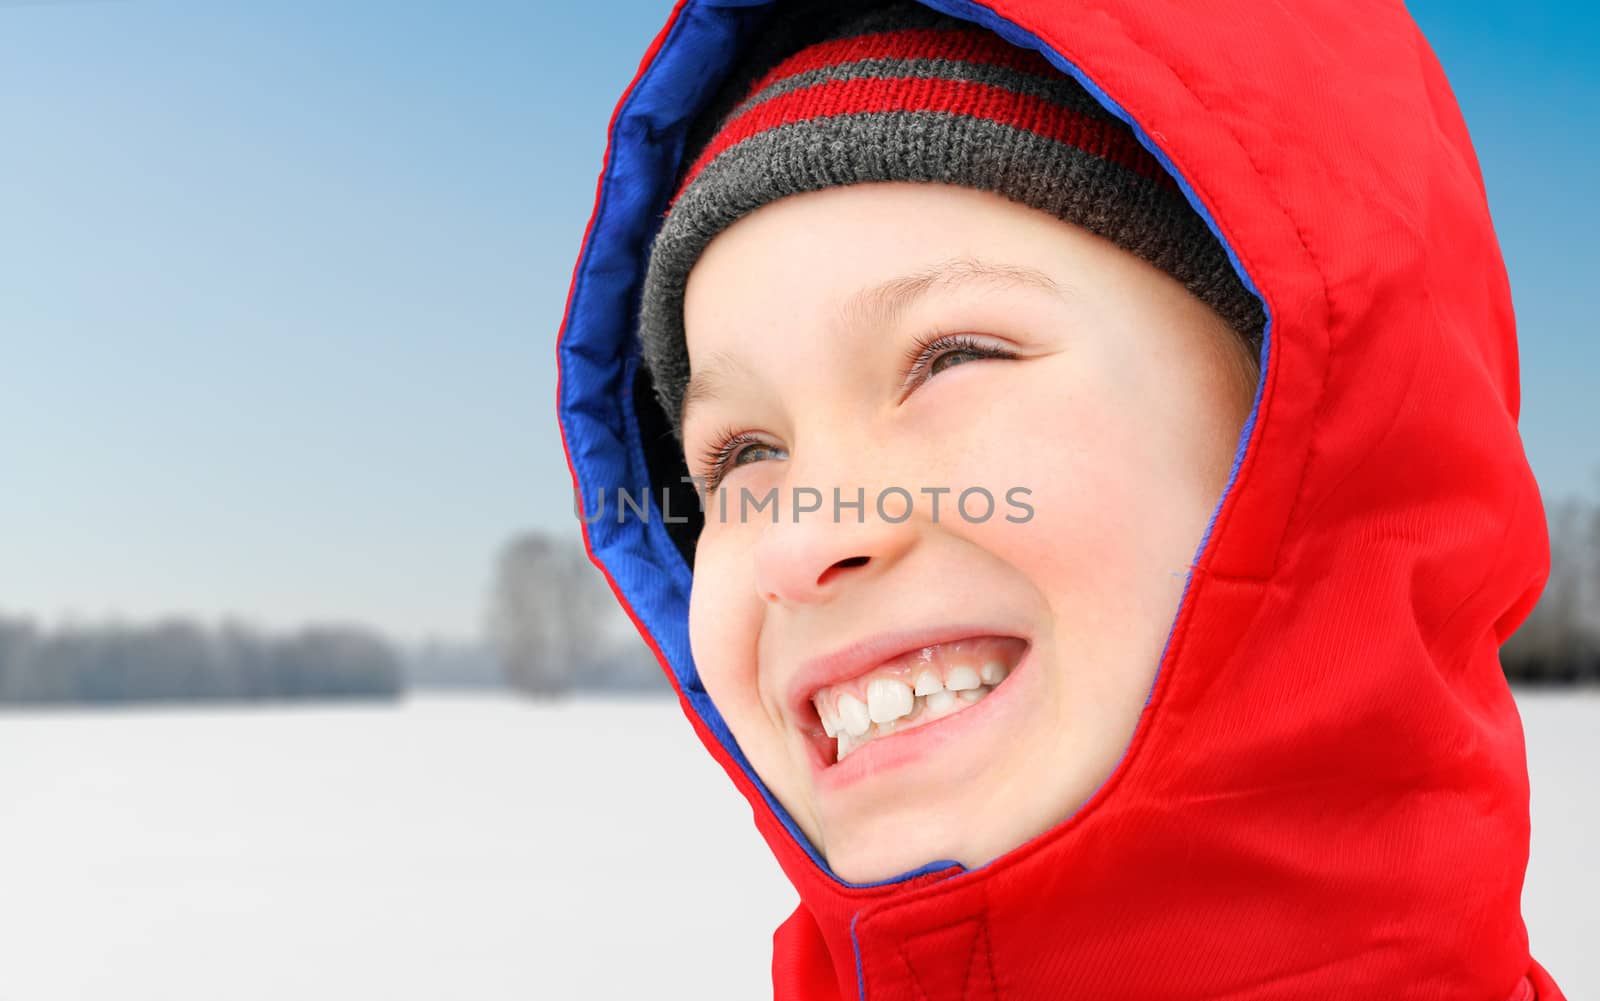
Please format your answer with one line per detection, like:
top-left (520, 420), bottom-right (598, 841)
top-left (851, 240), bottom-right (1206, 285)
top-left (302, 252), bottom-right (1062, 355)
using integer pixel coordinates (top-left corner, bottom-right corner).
top-left (898, 331), bottom-right (1018, 396)
top-left (694, 427), bottom-right (787, 494)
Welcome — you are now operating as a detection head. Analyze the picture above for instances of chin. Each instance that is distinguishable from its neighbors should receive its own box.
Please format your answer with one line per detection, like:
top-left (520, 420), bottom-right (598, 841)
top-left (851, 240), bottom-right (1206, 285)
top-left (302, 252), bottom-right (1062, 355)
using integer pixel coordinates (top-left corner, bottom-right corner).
top-left (830, 849), bottom-right (940, 886)
top-left (823, 819), bottom-right (981, 885)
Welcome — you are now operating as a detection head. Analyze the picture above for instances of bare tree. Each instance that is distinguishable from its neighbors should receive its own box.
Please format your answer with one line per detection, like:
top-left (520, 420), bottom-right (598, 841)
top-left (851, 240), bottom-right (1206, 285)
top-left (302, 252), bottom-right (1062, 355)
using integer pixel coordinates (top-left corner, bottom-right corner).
top-left (483, 530), bottom-right (662, 697)
top-left (1502, 477), bottom-right (1600, 683)
top-left (485, 532), bottom-right (592, 696)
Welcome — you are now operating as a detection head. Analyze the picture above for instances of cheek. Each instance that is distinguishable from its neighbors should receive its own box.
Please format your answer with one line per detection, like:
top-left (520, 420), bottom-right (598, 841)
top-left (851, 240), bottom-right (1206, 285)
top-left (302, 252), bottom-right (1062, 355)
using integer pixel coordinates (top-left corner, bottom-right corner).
top-left (951, 373), bottom-right (1212, 650)
top-left (962, 406), bottom-right (1150, 584)
top-left (687, 537), bottom-right (764, 717)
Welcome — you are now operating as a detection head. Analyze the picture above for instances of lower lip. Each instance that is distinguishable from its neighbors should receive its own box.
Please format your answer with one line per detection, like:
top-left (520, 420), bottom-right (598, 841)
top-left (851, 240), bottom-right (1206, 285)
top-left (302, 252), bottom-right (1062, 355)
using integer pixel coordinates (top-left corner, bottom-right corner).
top-left (808, 641), bottom-right (1037, 795)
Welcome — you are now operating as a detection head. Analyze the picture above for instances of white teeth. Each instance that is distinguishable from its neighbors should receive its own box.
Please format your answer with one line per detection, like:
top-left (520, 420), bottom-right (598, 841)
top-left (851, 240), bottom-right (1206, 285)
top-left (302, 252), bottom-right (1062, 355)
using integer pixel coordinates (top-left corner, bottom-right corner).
top-left (836, 692), bottom-right (871, 737)
top-left (815, 695), bottom-right (842, 737)
top-left (866, 678), bottom-right (914, 723)
top-left (823, 651), bottom-right (1017, 763)
top-left (944, 665), bottom-right (981, 691)
top-left (819, 709), bottom-right (839, 738)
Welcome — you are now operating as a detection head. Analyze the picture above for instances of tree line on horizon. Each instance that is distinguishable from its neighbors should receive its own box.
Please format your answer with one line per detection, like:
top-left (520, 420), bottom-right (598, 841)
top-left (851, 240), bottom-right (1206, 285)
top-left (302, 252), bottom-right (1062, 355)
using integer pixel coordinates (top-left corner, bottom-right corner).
top-left (0, 614), bottom-right (406, 705)
top-left (1498, 492), bottom-right (1600, 683)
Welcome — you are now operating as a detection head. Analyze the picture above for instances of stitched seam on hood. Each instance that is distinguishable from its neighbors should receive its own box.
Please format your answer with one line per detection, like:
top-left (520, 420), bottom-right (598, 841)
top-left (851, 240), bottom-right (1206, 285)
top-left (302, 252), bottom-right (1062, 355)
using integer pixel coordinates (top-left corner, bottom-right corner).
top-left (1074, 1), bottom-right (1335, 585)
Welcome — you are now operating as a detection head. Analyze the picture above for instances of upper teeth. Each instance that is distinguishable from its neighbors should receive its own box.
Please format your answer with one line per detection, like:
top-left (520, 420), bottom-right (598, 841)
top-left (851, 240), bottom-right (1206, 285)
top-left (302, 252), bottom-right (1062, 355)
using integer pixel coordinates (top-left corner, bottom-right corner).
top-left (811, 643), bottom-right (1022, 762)
top-left (866, 678), bottom-right (914, 723)
top-left (944, 665), bottom-right (982, 691)
top-left (835, 692), bottom-right (871, 738)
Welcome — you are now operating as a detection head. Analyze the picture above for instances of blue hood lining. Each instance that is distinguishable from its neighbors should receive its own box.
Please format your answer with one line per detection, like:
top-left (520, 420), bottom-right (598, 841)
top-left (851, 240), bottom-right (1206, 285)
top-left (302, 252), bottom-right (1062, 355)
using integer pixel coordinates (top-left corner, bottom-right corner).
top-left (557, 0), bottom-right (1271, 891)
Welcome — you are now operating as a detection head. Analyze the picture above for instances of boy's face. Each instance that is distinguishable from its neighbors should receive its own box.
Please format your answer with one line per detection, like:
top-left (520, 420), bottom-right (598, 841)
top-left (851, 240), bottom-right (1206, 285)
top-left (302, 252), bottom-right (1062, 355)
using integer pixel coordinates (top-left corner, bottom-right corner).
top-left (679, 182), bottom-right (1257, 884)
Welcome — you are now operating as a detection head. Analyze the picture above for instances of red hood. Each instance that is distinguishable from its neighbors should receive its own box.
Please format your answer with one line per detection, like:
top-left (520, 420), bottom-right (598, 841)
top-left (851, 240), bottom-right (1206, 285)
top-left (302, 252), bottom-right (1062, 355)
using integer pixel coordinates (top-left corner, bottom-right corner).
top-left (554, 1), bottom-right (1565, 997)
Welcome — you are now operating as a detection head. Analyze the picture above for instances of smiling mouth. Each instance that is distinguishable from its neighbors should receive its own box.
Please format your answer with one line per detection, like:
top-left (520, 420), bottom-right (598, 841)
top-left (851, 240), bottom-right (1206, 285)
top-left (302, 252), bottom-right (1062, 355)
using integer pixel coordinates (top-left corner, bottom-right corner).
top-left (809, 635), bottom-right (1029, 764)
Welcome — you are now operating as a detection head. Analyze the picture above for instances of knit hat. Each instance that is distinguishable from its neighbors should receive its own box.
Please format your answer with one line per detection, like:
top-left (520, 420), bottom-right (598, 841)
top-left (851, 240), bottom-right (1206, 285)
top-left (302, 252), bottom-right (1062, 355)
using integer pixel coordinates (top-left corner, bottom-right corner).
top-left (637, 0), bottom-right (1264, 440)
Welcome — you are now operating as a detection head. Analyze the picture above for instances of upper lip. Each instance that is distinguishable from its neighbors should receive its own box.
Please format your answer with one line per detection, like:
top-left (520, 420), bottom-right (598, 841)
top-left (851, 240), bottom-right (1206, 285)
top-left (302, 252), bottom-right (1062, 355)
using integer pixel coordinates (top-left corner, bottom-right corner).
top-left (785, 621), bottom-right (1027, 724)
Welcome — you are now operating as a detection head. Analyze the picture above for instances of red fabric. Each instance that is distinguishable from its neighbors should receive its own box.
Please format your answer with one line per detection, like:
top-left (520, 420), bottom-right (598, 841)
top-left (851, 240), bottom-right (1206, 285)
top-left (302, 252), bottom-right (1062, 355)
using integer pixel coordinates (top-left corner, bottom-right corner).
top-left (580, 1), bottom-right (1566, 997)
top-left (674, 74), bottom-right (1176, 206)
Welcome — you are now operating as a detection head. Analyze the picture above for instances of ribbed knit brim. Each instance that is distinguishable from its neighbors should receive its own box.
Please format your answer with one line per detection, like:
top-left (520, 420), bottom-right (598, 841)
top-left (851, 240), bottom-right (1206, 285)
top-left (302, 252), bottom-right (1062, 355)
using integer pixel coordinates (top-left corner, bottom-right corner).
top-left (637, 0), bottom-right (1264, 439)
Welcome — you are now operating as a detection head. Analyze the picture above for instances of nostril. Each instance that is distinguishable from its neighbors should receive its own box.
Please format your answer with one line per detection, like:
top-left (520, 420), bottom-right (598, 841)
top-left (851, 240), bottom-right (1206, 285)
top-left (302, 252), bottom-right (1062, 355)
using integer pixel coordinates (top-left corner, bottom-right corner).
top-left (817, 555), bottom-right (870, 588)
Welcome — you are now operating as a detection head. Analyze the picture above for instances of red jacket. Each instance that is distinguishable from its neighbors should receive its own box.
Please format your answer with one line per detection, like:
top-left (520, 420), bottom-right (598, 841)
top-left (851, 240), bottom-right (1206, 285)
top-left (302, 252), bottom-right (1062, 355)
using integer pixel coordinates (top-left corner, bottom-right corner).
top-left (554, 2), bottom-right (1565, 997)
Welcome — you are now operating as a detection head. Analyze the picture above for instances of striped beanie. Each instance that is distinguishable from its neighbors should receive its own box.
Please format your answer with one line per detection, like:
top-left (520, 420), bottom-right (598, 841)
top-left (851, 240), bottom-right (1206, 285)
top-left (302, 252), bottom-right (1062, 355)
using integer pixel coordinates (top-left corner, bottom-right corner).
top-left (637, 0), bottom-right (1264, 440)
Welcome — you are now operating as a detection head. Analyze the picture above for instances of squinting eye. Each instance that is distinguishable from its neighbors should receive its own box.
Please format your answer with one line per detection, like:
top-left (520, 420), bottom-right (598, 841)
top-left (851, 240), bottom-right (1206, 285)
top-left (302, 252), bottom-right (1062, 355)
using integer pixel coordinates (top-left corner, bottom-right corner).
top-left (929, 347), bottom-right (985, 376)
top-left (729, 439), bottom-right (783, 469)
top-left (900, 331), bottom-right (1018, 395)
top-left (696, 428), bottom-right (786, 493)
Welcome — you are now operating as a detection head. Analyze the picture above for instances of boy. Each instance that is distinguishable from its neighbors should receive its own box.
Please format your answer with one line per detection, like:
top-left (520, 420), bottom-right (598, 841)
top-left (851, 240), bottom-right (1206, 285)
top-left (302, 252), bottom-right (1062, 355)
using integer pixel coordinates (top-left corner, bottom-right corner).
top-left (556, 1), bottom-right (1565, 997)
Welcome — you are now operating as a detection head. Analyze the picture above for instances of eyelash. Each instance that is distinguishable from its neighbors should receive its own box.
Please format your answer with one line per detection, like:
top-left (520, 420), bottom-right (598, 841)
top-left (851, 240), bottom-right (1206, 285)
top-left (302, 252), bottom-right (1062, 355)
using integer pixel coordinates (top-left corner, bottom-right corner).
top-left (692, 331), bottom-right (1016, 492)
top-left (897, 330), bottom-right (1014, 393)
top-left (694, 428), bottom-right (769, 495)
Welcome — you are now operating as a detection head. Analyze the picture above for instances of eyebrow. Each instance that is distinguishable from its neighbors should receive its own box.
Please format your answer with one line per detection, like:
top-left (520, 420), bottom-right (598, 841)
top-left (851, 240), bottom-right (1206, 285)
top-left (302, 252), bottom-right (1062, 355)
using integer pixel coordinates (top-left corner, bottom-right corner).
top-left (837, 256), bottom-right (1067, 332)
top-left (678, 349), bottom-right (753, 432)
top-left (677, 257), bottom-right (1066, 430)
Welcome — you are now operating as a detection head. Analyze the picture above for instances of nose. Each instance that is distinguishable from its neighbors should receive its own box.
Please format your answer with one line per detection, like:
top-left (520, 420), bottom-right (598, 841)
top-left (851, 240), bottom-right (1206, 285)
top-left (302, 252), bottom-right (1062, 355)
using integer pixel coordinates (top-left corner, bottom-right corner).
top-left (753, 491), bottom-right (916, 607)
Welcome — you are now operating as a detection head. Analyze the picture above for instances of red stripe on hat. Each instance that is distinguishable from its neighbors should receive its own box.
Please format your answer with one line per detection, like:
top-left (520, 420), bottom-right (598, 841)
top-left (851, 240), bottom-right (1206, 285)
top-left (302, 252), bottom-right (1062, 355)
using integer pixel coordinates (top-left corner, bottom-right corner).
top-left (673, 75), bottom-right (1177, 206)
top-left (742, 27), bottom-right (1060, 101)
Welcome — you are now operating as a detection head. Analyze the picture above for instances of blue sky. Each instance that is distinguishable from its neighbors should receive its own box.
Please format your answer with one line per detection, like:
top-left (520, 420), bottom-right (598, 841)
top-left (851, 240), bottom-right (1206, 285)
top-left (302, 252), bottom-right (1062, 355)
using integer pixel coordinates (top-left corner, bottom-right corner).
top-left (1, 1), bottom-right (1594, 645)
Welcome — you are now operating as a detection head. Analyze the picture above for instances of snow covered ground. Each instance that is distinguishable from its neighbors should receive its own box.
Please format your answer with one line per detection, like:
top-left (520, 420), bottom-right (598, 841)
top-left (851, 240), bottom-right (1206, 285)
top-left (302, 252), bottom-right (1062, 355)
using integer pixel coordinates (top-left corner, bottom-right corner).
top-left (0, 690), bottom-right (1592, 1000)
